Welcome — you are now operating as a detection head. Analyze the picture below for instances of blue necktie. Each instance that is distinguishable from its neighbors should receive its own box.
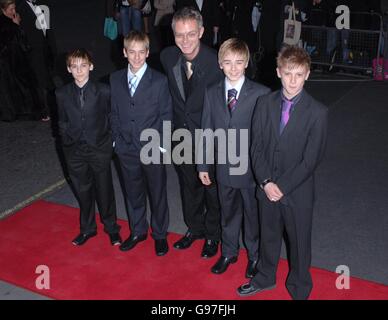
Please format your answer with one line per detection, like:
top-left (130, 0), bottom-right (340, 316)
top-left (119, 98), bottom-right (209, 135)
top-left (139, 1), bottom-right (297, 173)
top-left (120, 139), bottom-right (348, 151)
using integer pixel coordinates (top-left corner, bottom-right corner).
top-left (128, 75), bottom-right (137, 97)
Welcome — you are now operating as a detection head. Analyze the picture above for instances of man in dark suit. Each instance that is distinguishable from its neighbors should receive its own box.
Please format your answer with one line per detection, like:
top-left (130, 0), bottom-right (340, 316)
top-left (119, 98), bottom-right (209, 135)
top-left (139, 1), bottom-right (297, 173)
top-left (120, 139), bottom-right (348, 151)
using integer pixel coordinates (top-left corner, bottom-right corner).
top-left (16, 0), bottom-right (55, 120)
top-left (56, 49), bottom-right (121, 246)
top-left (176, 0), bottom-right (220, 47)
top-left (237, 46), bottom-right (328, 300)
top-left (198, 38), bottom-right (270, 277)
top-left (110, 31), bottom-right (172, 256)
top-left (160, 7), bottom-right (223, 258)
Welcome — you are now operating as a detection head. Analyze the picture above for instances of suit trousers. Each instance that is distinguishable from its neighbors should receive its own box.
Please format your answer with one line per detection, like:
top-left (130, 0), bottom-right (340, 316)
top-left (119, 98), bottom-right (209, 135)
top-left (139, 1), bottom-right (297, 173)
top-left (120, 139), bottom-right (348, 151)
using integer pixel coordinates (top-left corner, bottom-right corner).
top-left (64, 141), bottom-right (120, 235)
top-left (218, 184), bottom-right (259, 260)
top-left (174, 162), bottom-right (221, 240)
top-left (116, 143), bottom-right (169, 240)
top-left (251, 199), bottom-right (313, 300)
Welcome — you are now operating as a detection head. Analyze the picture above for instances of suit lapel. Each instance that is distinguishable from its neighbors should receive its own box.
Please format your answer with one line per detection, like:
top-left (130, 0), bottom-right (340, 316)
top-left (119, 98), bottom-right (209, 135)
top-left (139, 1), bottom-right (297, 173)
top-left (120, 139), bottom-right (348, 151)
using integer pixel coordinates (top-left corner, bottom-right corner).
top-left (270, 91), bottom-right (282, 142)
top-left (231, 79), bottom-right (250, 117)
top-left (121, 69), bottom-right (131, 98)
top-left (172, 56), bottom-right (186, 102)
top-left (216, 81), bottom-right (230, 122)
top-left (82, 82), bottom-right (98, 112)
top-left (133, 67), bottom-right (152, 98)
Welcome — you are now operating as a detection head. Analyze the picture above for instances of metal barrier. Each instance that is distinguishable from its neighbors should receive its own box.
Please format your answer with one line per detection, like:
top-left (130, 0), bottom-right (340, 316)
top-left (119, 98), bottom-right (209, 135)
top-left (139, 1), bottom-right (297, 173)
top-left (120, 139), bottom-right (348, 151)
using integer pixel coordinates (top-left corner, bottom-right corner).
top-left (301, 11), bottom-right (384, 76)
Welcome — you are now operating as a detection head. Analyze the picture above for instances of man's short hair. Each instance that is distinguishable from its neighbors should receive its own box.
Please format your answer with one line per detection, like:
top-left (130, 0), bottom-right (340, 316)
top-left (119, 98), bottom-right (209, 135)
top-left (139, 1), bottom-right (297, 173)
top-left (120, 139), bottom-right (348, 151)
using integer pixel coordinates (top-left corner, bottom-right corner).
top-left (277, 45), bottom-right (311, 70)
top-left (218, 38), bottom-right (250, 64)
top-left (171, 6), bottom-right (203, 32)
top-left (123, 30), bottom-right (150, 50)
top-left (0, 0), bottom-right (15, 10)
top-left (66, 48), bottom-right (93, 66)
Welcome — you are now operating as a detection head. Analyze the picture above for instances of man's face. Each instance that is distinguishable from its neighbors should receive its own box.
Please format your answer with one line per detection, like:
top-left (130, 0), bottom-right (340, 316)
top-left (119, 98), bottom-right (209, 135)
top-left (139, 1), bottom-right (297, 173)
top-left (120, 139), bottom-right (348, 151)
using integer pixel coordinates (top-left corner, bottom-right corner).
top-left (67, 58), bottom-right (93, 85)
top-left (2, 4), bottom-right (16, 19)
top-left (124, 41), bottom-right (149, 73)
top-left (277, 64), bottom-right (310, 99)
top-left (219, 52), bottom-right (248, 85)
top-left (173, 19), bottom-right (204, 61)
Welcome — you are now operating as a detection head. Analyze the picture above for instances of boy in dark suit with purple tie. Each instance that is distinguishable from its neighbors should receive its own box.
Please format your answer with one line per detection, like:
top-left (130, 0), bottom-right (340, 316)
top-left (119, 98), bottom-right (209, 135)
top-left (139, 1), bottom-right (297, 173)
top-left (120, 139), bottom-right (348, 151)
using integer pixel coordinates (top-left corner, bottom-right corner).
top-left (56, 49), bottom-right (121, 246)
top-left (237, 45), bottom-right (328, 300)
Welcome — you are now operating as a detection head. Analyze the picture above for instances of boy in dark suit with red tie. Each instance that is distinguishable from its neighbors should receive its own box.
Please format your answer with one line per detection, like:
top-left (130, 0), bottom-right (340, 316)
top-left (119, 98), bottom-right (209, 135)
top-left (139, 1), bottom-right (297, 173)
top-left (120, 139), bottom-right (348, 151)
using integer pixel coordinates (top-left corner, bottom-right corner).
top-left (56, 49), bottom-right (121, 246)
top-left (110, 31), bottom-right (172, 256)
top-left (237, 45), bottom-right (328, 300)
top-left (198, 38), bottom-right (270, 277)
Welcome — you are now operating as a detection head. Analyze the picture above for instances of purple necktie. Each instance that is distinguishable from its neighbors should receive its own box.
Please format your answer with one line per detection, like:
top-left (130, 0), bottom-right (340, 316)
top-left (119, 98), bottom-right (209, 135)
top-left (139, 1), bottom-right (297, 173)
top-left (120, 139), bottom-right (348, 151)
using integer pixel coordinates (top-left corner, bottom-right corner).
top-left (280, 99), bottom-right (293, 134)
top-left (227, 88), bottom-right (238, 114)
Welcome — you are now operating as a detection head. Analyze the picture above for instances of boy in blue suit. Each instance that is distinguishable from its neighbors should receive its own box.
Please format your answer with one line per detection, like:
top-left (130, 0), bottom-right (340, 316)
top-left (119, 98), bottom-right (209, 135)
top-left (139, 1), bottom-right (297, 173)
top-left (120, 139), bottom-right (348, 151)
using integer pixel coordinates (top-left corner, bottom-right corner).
top-left (110, 31), bottom-right (172, 256)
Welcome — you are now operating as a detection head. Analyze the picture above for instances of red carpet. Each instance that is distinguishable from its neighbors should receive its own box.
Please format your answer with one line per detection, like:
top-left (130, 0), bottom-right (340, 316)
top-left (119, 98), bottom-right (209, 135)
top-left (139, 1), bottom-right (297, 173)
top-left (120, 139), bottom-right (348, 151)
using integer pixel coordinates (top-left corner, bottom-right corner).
top-left (0, 200), bottom-right (387, 300)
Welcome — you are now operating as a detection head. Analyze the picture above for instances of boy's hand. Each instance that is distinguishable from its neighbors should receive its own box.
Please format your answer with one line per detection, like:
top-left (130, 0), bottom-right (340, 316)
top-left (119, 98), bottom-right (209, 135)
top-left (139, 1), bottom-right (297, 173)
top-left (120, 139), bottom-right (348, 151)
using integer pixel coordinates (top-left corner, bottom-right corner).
top-left (199, 172), bottom-right (212, 186)
top-left (264, 182), bottom-right (284, 202)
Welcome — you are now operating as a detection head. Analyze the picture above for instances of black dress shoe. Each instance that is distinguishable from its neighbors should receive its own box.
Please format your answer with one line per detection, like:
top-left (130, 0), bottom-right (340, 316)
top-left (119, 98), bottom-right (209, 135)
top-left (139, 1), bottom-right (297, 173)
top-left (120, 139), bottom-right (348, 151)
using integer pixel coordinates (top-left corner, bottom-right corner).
top-left (211, 256), bottom-right (237, 274)
top-left (237, 283), bottom-right (276, 297)
top-left (155, 239), bottom-right (169, 256)
top-left (109, 233), bottom-right (122, 246)
top-left (201, 239), bottom-right (219, 258)
top-left (173, 232), bottom-right (204, 250)
top-left (119, 234), bottom-right (147, 251)
top-left (245, 259), bottom-right (258, 278)
top-left (72, 232), bottom-right (97, 246)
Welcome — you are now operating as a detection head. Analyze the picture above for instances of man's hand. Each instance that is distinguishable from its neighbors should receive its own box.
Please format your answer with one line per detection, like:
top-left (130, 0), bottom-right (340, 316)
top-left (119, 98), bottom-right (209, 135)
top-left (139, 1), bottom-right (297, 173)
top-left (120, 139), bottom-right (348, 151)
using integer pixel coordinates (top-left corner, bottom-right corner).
top-left (263, 182), bottom-right (284, 202)
top-left (199, 172), bottom-right (212, 186)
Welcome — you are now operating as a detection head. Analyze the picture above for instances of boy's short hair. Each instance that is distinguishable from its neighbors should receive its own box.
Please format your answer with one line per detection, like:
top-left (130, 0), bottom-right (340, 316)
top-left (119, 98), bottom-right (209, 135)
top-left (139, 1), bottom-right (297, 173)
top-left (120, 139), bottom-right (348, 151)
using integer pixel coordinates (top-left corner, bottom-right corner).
top-left (218, 38), bottom-right (250, 64)
top-left (277, 45), bottom-right (311, 70)
top-left (171, 6), bottom-right (203, 32)
top-left (0, 0), bottom-right (15, 10)
top-left (123, 30), bottom-right (150, 50)
top-left (66, 48), bottom-right (93, 66)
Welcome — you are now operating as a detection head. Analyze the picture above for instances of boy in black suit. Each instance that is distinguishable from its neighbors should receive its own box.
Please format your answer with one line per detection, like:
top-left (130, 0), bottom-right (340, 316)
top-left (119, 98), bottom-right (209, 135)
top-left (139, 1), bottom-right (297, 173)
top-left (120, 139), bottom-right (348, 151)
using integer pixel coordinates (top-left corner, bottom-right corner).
top-left (237, 46), bottom-right (328, 300)
top-left (110, 31), bottom-right (172, 256)
top-left (56, 49), bottom-right (121, 246)
top-left (198, 38), bottom-right (270, 277)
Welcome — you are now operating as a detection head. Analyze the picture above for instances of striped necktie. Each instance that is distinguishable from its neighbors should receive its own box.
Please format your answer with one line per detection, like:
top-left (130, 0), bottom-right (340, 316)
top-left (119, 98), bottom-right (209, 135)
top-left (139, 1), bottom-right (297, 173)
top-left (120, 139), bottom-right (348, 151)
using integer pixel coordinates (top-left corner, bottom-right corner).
top-left (128, 75), bottom-right (137, 97)
top-left (227, 88), bottom-right (238, 113)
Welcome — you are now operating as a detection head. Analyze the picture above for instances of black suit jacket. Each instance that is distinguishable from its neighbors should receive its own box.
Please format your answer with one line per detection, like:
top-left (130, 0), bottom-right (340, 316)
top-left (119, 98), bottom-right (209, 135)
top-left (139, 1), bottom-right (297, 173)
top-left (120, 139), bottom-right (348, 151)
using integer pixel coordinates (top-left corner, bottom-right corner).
top-left (160, 44), bottom-right (224, 134)
top-left (109, 66), bottom-right (172, 150)
top-left (250, 89), bottom-right (328, 209)
top-left (175, 0), bottom-right (220, 46)
top-left (198, 78), bottom-right (270, 188)
top-left (55, 81), bottom-right (112, 147)
top-left (16, 0), bottom-right (55, 88)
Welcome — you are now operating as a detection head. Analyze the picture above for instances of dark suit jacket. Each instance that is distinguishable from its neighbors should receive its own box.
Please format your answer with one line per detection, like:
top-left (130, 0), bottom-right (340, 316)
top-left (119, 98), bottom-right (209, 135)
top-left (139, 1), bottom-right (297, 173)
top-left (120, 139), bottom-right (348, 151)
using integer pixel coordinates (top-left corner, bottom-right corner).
top-left (16, 0), bottom-right (55, 88)
top-left (198, 78), bottom-right (270, 188)
top-left (250, 89), bottom-right (328, 209)
top-left (160, 44), bottom-right (224, 134)
top-left (109, 66), bottom-right (172, 150)
top-left (175, 0), bottom-right (220, 46)
top-left (55, 81), bottom-right (112, 147)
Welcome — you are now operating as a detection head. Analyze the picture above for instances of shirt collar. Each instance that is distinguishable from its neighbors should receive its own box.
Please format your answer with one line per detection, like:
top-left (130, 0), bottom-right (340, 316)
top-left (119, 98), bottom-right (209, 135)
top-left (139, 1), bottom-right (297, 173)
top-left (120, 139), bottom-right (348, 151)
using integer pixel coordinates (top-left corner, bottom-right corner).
top-left (281, 89), bottom-right (303, 106)
top-left (127, 62), bottom-right (148, 83)
top-left (225, 76), bottom-right (245, 100)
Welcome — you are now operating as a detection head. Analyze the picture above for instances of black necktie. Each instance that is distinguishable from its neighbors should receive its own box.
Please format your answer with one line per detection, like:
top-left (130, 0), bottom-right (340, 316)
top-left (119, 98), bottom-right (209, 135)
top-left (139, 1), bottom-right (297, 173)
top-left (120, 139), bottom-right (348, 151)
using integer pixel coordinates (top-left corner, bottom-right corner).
top-left (80, 88), bottom-right (85, 108)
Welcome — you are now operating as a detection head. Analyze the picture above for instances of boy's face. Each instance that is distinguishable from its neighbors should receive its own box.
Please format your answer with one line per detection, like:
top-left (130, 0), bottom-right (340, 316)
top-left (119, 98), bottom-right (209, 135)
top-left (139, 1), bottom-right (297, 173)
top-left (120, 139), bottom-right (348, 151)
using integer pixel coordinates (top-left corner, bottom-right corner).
top-left (2, 4), bottom-right (16, 19)
top-left (277, 64), bottom-right (310, 99)
top-left (173, 19), bottom-right (204, 61)
top-left (220, 52), bottom-right (248, 85)
top-left (67, 58), bottom-right (93, 85)
top-left (123, 41), bottom-right (149, 74)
